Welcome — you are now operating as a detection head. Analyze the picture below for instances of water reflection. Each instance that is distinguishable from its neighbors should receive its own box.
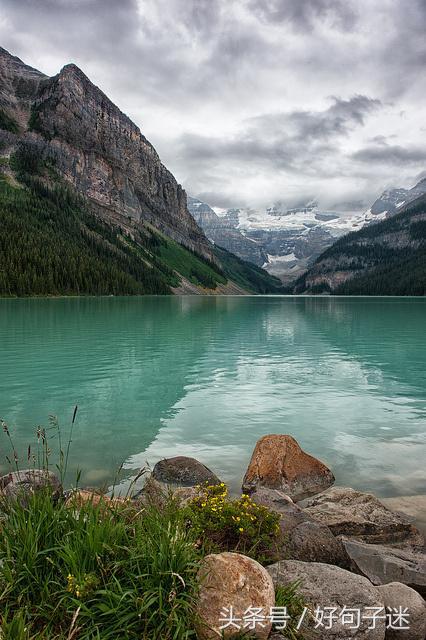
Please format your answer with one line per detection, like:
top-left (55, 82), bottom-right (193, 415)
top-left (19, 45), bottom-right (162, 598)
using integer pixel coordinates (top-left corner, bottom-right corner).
top-left (0, 296), bottom-right (425, 496)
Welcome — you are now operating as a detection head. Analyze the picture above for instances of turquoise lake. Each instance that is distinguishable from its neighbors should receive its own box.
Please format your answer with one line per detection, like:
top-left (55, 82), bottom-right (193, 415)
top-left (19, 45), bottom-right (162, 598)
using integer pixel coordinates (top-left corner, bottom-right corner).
top-left (0, 296), bottom-right (425, 497)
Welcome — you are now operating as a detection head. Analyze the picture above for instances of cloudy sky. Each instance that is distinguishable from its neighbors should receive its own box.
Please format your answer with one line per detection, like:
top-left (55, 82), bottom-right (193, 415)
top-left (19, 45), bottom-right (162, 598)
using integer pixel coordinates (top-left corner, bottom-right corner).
top-left (1, 0), bottom-right (425, 211)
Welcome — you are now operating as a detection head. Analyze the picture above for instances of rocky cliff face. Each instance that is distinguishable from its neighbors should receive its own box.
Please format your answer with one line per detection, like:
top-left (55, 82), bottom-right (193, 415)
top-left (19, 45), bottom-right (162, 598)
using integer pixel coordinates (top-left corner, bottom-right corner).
top-left (0, 48), bottom-right (213, 261)
top-left (187, 196), bottom-right (267, 266)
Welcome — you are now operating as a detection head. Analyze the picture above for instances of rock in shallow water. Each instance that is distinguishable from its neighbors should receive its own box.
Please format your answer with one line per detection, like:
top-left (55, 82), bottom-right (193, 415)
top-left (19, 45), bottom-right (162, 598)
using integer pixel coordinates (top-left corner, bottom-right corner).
top-left (301, 487), bottom-right (424, 546)
top-left (242, 434), bottom-right (335, 501)
top-left (267, 559), bottom-right (386, 639)
top-left (152, 456), bottom-right (221, 487)
top-left (196, 552), bottom-right (274, 639)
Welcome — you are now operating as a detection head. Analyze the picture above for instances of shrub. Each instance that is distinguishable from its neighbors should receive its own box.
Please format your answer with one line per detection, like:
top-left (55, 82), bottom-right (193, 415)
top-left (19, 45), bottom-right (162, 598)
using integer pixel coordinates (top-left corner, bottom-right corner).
top-left (184, 482), bottom-right (280, 561)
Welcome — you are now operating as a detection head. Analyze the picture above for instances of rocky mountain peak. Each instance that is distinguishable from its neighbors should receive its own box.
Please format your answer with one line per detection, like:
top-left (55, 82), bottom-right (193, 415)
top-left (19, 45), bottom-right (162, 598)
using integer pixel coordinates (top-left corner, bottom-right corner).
top-left (0, 48), bottom-right (214, 261)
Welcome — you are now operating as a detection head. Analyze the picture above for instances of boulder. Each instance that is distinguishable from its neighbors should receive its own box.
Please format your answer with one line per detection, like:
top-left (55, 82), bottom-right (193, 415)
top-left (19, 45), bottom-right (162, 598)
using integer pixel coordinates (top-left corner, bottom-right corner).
top-left (134, 476), bottom-right (201, 509)
top-left (0, 469), bottom-right (61, 504)
top-left (376, 582), bottom-right (426, 640)
top-left (301, 487), bottom-right (424, 546)
top-left (250, 487), bottom-right (294, 513)
top-left (152, 456), bottom-right (220, 487)
top-left (343, 538), bottom-right (426, 597)
top-left (267, 559), bottom-right (386, 639)
top-left (242, 435), bottom-right (334, 501)
top-left (65, 489), bottom-right (128, 511)
top-left (251, 487), bottom-right (348, 566)
top-left (284, 521), bottom-right (349, 567)
top-left (196, 552), bottom-right (274, 639)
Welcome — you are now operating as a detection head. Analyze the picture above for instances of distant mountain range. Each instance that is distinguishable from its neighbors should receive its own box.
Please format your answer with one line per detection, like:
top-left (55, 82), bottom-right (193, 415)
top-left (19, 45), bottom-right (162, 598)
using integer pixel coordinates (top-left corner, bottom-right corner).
top-left (189, 178), bottom-right (426, 284)
top-left (293, 194), bottom-right (426, 295)
top-left (0, 47), bottom-right (280, 296)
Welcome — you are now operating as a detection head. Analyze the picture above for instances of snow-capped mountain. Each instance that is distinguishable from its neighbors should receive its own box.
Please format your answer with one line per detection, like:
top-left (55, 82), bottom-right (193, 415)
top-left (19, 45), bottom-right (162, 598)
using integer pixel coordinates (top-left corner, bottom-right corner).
top-left (369, 177), bottom-right (426, 215)
top-left (189, 176), bottom-right (426, 283)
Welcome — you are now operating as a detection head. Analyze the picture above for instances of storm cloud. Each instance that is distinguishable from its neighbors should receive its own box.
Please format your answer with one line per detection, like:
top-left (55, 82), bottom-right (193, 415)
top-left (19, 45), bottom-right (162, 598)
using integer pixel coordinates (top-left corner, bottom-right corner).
top-left (0, 0), bottom-right (425, 210)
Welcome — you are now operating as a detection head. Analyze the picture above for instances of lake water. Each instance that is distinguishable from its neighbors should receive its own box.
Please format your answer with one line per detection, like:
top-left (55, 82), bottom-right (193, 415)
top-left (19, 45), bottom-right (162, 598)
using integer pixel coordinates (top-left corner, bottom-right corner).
top-left (1, 296), bottom-right (425, 497)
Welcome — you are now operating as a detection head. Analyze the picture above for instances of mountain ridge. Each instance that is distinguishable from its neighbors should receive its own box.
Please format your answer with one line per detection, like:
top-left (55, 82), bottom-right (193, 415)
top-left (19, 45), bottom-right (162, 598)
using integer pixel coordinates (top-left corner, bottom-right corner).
top-left (0, 47), bottom-right (280, 296)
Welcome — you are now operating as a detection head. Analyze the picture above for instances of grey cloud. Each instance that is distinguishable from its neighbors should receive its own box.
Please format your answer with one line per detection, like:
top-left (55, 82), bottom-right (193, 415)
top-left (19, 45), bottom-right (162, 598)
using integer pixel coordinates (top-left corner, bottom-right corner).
top-left (178, 96), bottom-right (381, 171)
top-left (352, 145), bottom-right (426, 165)
top-left (0, 0), bottom-right (424, 210)
top-left (246, 0), bottom-right (357, 31)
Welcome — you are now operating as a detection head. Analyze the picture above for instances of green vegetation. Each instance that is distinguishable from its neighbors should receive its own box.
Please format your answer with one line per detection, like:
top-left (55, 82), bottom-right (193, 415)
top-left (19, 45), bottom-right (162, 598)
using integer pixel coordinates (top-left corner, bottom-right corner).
top-left (0, 416), bottom-right (306, 639)
top-left (0, 109), bottom-right (19, 134)
top-left (156, 233), bottom-right (227, 290)
top-left (184, 482), bottom-right (280, 561)
top-left (214, 245), bottom-right (282, 293)
top-left (0, 491), bottom-right (200, 639)
top-left (294, 198), bottom-right (426, 295)
top-left (0, 143), bottom-right (234, 296)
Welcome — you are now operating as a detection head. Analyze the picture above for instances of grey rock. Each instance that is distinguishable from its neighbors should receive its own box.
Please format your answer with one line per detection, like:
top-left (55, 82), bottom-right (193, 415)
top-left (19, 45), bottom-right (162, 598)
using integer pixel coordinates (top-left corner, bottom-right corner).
top-left (250, 487), bottom-right (294, 513)
top-left (0, 469), bottom-right (61, 504)
top-left (301, 487), bottom-right (424, 547)
top-left (267, 560), bottom-right (386, 639)
top-left (252, 490), bottom-right (348, 567)
top-left (285, 521), bottom-right (349, 567)
top-left (343, 538), bottom-right (426, 597)
top-left (152, 456), bottom-right (220, 487)
top-left (376, 582), bottom-right (426, 640)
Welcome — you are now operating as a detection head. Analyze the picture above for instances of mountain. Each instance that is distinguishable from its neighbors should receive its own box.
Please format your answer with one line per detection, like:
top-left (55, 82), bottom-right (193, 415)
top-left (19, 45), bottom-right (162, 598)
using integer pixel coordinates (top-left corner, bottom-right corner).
top-left (293, 195), bottom-right (426, 295)
top-left (187, 196), bottom-right (267, 266)
top-left (0, 47), bottom-right (280, 295)
top-left (190, 197), bottom-right (391, 283)
top-left (192, 177), bottom-right (426, 285)
top-left (369, 178), bottom-right (426, 216)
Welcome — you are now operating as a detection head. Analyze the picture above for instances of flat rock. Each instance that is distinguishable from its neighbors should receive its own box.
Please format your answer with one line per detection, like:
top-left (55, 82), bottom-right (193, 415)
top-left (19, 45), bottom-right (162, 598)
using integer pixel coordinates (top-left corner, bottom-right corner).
top-left (242, 434), bottom-right (334, 501)
top-left (376, 582), bottom-right (426, 640)
top-left (343, 538), bottom-right (426, 597)
top-left (267, 559), bottom-right (386, 639)
top-left (380, 496), bottom-right (426, 539)
top-left (152, 456), bottom-right (220, 487)
top-left (250, 487), bottom-right (294, 512)
top-left (301, 487), bottom-right (424, 546)
top-left (196, 552), bottom-right (274, 639)
top-left (0, 469), bottom-right (61, 504)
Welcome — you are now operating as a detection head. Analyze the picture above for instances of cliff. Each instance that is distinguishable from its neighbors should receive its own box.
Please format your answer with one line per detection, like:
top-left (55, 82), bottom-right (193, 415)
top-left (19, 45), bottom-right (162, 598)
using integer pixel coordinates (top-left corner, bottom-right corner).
top-left (0, 47), bottom-right (213, 261)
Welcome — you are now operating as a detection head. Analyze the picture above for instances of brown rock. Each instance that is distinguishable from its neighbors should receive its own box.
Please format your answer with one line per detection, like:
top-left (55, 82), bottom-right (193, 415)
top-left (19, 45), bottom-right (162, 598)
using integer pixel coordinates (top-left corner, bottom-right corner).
top-left (242, 435), bottom-right (334, 501)
top-left (66, 489), bottom-right (128, 511)
top-left (302, 487), bottom-right (424, 546)
top-left (196, 552), bottom-right (274, 639)
top-left (135, 476), bottom-right (201, 509)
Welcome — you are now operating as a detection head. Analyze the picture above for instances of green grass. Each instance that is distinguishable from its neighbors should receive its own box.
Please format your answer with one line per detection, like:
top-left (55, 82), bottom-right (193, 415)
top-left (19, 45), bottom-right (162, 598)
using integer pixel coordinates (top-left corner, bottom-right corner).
top-left (214, 245), bottom-right (282, 294)
top-left (156, 233), bottom-right (227, 289)
top-left (0, 491), bottom-right (201, 639)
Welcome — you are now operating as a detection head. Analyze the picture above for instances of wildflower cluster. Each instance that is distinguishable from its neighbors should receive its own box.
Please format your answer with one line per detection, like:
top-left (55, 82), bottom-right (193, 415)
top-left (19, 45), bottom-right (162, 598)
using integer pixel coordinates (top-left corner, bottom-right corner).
top-left (185, 482), bottom-right (280, 559)
top-left (66, 572), bottom-right (99, 599)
